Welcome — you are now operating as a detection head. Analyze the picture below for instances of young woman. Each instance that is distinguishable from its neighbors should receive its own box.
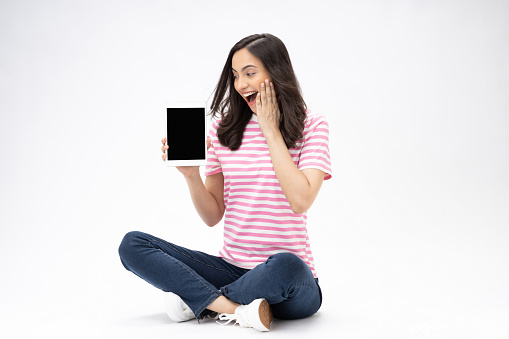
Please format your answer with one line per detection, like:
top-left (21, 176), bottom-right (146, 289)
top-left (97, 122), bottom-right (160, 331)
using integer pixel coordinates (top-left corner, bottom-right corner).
top-left (118, 33), bottom-right (332, 332)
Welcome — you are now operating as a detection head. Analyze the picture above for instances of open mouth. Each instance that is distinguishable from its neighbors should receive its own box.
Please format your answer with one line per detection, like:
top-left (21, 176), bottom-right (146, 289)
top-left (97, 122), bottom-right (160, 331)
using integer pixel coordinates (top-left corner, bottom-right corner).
top-left (243, 91), bottom-right (258, 104)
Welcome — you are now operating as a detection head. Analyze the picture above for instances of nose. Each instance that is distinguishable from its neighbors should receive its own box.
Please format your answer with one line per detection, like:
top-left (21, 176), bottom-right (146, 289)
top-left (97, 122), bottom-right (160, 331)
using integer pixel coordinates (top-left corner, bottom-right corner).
top-left (237, 75), bottom-right (248, 90)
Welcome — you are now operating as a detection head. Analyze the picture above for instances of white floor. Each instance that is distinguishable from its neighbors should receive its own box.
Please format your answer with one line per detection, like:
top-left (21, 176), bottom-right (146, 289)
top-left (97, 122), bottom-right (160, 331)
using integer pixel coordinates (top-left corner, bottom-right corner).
top-left (2, 288), bottom-right (508, 339)
top-left (1, 238), bottom-right (507, 339)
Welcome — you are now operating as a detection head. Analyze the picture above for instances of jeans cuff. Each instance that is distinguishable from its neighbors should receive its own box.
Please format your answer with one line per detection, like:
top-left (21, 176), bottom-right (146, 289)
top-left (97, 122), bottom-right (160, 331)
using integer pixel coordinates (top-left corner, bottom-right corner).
top-left (195, 292), bottom-right (222, 320)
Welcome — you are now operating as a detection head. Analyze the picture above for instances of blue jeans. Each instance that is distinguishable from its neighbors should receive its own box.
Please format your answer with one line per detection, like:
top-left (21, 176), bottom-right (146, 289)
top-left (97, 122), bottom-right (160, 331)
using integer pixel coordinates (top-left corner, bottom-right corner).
top-left (118, 231), bottom-right (322, 320)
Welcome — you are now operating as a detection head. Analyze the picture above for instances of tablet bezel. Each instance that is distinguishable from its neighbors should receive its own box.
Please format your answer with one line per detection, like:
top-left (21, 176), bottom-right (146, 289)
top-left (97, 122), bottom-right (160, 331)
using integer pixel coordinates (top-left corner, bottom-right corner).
top-left (165, 101), bottom-right (208, 167)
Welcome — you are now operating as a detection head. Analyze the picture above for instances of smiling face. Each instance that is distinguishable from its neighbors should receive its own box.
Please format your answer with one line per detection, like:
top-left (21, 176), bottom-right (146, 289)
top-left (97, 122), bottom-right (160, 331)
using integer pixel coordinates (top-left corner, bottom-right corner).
top-left (232, 48), bottom-right (272, 114)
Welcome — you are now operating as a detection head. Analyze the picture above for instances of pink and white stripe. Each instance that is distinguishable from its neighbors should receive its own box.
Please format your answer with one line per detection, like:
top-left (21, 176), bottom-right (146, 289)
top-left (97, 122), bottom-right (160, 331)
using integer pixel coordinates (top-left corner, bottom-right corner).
top-left (205, 110), bottom-right (332, 278)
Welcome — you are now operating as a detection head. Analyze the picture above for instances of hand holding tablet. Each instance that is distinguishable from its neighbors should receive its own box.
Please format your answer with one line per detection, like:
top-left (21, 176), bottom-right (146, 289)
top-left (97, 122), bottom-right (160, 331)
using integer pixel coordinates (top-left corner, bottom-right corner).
top-left (161, 137), bottom-right (211, 178)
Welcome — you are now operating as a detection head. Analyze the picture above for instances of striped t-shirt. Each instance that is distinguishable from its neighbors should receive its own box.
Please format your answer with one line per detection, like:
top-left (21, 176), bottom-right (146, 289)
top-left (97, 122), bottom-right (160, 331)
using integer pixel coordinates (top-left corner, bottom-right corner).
top-left (204, 110), bottom-right (332, 278)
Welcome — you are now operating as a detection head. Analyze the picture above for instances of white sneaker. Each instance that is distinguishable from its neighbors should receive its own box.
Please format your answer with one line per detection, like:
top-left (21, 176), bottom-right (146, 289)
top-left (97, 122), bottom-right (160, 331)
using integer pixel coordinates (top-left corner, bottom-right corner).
top-left (163, 292), bottom-right (195, 322)
top-left (217, 298), bottom-right (273, 332)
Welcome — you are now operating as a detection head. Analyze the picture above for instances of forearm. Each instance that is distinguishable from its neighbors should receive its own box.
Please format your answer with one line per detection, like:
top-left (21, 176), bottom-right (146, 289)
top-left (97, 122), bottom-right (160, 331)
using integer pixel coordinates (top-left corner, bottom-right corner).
top-left (184, 173), bottom-right (224, 227)
top-left (264, 130), bottom-right (312, 214)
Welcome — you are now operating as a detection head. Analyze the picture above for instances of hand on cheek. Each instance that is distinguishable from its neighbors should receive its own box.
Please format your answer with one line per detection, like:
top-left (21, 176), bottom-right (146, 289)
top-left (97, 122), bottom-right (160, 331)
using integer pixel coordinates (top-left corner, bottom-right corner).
top-left (256, 79), bottom-right (280, 134)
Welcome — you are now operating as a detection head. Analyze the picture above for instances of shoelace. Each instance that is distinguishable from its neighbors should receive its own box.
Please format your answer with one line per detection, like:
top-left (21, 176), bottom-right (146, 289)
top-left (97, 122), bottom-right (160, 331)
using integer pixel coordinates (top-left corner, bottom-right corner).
top-left (216, 312), bottom-right (248, 328)
top-left (206, 313), bottom-right (219, 320)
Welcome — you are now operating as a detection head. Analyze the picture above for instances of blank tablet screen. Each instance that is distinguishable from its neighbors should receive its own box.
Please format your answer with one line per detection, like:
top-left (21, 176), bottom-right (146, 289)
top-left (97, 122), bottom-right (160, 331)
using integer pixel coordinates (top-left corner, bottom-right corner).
top-left (166, 107), bottom-right (206, 161)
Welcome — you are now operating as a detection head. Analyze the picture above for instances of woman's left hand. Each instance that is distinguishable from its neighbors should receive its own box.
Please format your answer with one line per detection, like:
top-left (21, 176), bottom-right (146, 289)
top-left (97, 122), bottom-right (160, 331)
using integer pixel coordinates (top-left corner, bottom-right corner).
top-left (256, 79), bottom-right (281, 135)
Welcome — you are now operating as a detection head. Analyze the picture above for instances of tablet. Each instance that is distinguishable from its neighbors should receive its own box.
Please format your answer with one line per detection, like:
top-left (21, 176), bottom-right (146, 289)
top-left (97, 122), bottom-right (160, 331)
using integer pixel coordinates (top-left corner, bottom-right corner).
top-left (165, 101), bottom-right (207, 167)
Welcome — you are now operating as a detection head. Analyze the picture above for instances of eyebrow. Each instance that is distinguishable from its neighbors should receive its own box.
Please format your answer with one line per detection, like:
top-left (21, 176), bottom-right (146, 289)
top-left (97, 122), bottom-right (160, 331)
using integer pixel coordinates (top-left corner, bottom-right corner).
top-left (232, 65), bottom-right (258, 72)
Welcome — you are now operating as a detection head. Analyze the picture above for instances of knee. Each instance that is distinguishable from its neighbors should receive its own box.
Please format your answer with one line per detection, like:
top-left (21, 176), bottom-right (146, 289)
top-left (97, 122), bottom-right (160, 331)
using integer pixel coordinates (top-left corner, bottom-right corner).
top-left (266, 253), bottom-right (311, 282)
top-left (268, 252), bottom-right (307, 269)
top-left (118, 231), bottom-right (147, 264)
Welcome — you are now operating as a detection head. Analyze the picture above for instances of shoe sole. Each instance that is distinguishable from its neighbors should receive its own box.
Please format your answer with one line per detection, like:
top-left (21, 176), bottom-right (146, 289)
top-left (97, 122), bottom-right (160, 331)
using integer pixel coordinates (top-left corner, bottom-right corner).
top-left (258, 299), bottom-right (273, 331)
top-left (164, 292), bottom-right (194, 322)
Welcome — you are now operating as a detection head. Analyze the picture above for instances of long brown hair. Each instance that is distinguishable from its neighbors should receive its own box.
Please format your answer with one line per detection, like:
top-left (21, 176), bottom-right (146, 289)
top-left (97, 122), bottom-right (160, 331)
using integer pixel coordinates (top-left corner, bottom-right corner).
top-left (210, 33), bottom-right (307, 150)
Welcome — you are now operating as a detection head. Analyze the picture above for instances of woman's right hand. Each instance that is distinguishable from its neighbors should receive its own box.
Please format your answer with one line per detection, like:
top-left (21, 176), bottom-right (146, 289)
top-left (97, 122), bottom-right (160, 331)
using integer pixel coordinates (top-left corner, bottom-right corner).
top-left (161, 137), bottom-right (211, 178)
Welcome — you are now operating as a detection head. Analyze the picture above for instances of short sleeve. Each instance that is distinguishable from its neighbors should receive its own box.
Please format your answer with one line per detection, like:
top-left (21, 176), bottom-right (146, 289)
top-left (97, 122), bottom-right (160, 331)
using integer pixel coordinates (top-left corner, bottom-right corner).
top-left (204, 119), bottom-right (222, 176)
top-left (297, 114), bottom-right (332, 180)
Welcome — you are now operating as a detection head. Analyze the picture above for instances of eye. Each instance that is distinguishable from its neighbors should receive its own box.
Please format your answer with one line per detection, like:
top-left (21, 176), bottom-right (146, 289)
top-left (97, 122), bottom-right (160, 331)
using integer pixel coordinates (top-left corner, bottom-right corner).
top-left (247, 73), bottom-right (255, 77)
top-left (233, 74), bottom-right (238, 80)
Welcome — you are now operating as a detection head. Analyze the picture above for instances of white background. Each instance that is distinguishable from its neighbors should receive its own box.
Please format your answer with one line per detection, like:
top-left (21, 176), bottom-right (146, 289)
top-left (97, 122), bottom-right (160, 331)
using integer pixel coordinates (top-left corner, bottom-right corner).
top-left (1, 0), bottom-right (508, 338)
